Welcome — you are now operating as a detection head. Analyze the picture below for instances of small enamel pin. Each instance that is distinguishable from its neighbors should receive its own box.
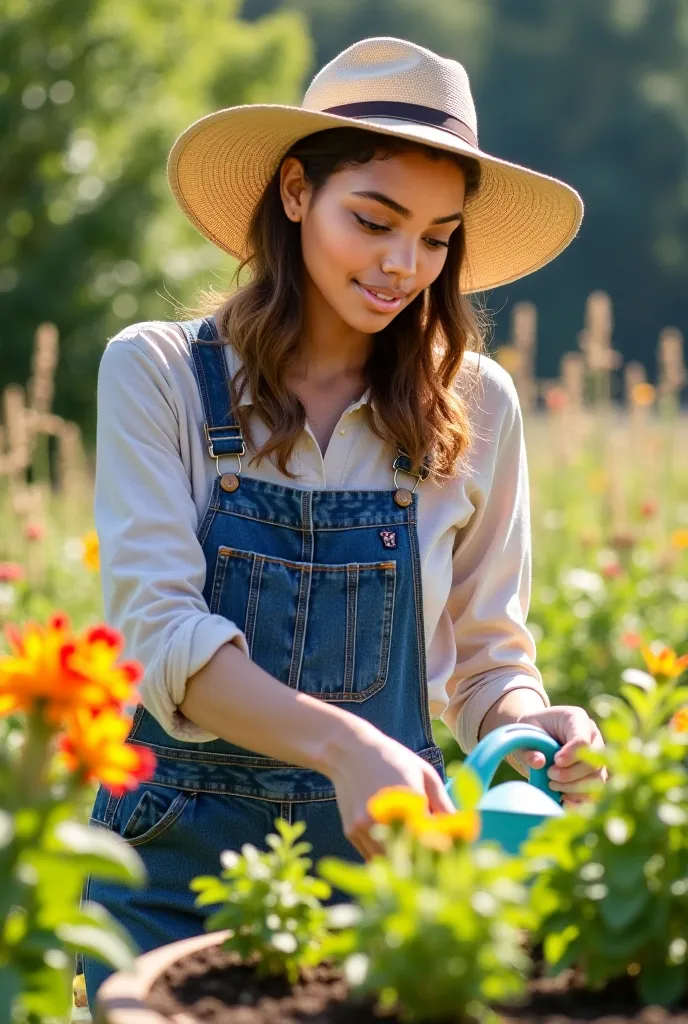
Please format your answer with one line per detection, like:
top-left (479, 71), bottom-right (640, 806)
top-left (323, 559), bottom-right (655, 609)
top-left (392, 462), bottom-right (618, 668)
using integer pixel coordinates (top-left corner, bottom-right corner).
top-left (379, 529), bottom-right (398, 549)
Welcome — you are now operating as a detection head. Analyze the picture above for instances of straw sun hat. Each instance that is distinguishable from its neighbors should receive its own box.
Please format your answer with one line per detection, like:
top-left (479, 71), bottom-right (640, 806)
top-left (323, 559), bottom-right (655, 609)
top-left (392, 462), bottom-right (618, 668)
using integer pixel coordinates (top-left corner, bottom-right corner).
top-left (167, 36), bottom-right (583, 294)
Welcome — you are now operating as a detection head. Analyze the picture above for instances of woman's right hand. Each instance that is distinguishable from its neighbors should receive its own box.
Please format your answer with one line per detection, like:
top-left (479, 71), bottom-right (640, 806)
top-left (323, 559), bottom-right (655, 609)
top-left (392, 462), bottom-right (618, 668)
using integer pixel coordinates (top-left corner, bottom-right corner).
top-left (324, 720), bottom-right (456, 860)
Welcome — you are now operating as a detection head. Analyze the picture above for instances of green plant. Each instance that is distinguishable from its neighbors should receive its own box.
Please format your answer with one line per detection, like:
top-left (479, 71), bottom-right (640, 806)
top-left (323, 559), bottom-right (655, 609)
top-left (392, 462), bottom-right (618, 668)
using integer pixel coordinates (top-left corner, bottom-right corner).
top-left (318, 773), bottom-right (535, 1024)
top-left (190, 818), bottom-right (332, 984)
top-left (0, 614), bottom-right (152, 1023)
top-left (524, 645), bottom-right (688, 1006)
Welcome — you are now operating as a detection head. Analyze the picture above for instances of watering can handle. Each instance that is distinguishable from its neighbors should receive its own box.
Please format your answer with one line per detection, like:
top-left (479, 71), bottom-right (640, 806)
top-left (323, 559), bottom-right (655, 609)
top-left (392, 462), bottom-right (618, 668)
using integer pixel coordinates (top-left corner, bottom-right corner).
top-left (460, 723), bottom-right (563, 804)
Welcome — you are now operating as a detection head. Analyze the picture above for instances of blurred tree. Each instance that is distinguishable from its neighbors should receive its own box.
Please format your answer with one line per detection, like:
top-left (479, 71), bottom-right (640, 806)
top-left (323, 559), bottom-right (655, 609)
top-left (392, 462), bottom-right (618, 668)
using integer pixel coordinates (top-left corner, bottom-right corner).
top-left (243, 0), bottom-right (688, 387)
top-left (0, 0), bottom-right (311, 437)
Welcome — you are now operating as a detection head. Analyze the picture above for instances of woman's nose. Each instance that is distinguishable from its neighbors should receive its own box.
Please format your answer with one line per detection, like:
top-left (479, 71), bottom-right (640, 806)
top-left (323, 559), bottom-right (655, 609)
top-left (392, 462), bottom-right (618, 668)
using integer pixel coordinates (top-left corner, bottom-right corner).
top-left (381, 241), bottom-right (418, 279)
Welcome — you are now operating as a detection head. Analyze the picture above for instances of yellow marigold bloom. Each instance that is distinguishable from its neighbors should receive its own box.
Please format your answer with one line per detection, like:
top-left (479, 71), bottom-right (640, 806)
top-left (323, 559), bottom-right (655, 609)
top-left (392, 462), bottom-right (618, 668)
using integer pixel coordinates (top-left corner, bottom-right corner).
top-left (82, 529), bottom-right (100, 572)
top-left (411, 810), bottom-right (481, 847)
top-left (671, 529), bottom-right (688, 551)
top-left (641, 644), bottom-right (688, 681)
top-left (631, 382), bottom-right (656, 407)
top-left (58, 705), bottom-right (156, 795)
top-left (670, 708), bottom-right (688, 733)
top-left (0, 613), bottom-right (143, 722)
top-left (367, 786), bottom-right (429, 825)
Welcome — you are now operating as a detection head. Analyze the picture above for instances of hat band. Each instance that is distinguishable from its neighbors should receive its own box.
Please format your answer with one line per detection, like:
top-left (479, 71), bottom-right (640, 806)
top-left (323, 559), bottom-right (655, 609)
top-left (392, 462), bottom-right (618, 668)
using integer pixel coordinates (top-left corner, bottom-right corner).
top-left (322, 100), bottom-right (478, 149)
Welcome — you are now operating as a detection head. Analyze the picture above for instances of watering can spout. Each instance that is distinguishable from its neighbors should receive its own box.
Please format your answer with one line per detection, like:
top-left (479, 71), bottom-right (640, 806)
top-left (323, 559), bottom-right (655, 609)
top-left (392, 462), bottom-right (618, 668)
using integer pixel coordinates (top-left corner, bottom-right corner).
top-left (445, 723), bottom-right (565, 855)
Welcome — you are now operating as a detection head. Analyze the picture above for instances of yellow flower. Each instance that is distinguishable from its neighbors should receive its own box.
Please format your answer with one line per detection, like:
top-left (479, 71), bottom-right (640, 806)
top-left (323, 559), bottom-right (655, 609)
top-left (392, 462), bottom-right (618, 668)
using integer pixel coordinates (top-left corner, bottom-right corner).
top-left (82, 529), bottom-right (100, 571)
top-left (641, 644), bottom-right (688, 681)
top-left (367, 786), bottom-right (429, 825)
top-left (587, 470), bottom-right (608, 495)
top-left (671, 529), bottom-right (688, 551)
top-left (411, 810), bottom-right (481, 849)
top-left (670, 708), bottom-right (688, 733)
top-left (631, 382), bottom-right (656, 407)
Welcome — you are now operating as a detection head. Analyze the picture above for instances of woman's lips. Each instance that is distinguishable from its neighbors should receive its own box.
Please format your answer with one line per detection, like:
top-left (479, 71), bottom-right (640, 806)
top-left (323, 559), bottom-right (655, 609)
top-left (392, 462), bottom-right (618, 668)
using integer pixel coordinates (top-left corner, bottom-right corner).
top-left (353, 280), bottom-right (404, 313)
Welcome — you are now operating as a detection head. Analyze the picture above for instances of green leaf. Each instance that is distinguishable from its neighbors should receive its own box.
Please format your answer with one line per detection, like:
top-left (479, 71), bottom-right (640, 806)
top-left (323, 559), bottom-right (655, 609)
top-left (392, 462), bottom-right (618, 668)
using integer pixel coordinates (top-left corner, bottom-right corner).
top-left (543, 924), bottom-right (579, 965)
top-left (56, 901), bottom-right (140, 971)
top-left (18, 960), bottom-right (73, 1020)
top-left (51, 820), bottom-right (146, 885)
top-left (317, 857), bottom-right (375, 896)
top-left (638, 963), bottom-right (687, 1007)
top-left (606, 847), bottom-right (651, 889)
top-left (449, 764), bottom-right (484, 812)
top-left (599, 886), bottom-right (649, 931)
top-left (0, 966), bottom-right (21, 1020)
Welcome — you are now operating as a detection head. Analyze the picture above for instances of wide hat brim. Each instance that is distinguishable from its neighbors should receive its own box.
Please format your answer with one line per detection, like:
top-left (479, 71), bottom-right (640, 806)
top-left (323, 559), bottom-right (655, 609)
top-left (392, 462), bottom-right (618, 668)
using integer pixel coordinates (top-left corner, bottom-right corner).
top-left (167, 104), bottom-right (583, 294)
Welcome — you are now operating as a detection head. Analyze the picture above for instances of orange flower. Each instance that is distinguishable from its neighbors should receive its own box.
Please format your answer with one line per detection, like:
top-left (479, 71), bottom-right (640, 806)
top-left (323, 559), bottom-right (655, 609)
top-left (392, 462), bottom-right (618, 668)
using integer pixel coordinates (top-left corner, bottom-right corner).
top-left (544, 386), bottom-right (568, 413)
top-left (367, 786), bottom-right (429, 825)
top-left (58, 705), bottom-right (155, 795)
top-left (671, 529), bottom-right (688, 551)
top-left (640, 500), bottom-right (658, 520)
top-left (601, 562), bottom-right (622, 579)
top-left (24, 522), bottom-right (45, 542)
top-left (641, 644), bottom-right (688, 681)
top-left (411, 810), bottom-right (481, 850)
top-left (82, 530), bottom-right (100, 572)
top-left (0, 613), bottom-right (142, 722)
top-left (631, 382), bottom-right (656, 407)
top-left (620, 631), bottom-right (643, 650)
top-left (670, 708), bottom-right (688, 734)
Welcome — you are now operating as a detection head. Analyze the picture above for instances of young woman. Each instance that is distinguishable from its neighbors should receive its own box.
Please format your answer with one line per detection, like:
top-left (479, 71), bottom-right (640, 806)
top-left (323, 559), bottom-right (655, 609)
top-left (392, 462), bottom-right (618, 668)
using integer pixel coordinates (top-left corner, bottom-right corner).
top-left (82, 36), bottom-right (606, 1010)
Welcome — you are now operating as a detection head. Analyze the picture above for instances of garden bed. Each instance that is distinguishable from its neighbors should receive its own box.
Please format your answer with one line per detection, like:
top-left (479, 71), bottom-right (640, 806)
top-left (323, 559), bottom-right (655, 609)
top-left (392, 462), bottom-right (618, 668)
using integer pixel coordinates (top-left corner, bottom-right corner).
top-left (124, 936), bottom-right (688, 1024)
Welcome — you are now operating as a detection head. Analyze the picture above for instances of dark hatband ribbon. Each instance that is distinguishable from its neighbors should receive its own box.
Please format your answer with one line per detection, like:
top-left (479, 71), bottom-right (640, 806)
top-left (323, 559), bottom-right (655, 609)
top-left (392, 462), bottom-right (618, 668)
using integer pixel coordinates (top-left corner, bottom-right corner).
top-left (322, 100), bottom-right (478, 149)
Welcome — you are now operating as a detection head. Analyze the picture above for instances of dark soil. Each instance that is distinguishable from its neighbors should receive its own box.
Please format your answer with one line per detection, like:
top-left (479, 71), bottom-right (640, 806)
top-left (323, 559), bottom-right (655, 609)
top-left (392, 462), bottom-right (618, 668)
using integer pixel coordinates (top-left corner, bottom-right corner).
top-left (147, 944), bottom-right (688, 1024)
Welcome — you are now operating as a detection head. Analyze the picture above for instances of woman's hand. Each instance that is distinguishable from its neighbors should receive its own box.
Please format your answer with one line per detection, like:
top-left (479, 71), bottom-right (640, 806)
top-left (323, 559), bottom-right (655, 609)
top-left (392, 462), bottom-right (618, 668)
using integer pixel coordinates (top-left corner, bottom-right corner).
top-left (512, 705), bottom-right (608, 806)
top-left (323, 720), bottom-right (456, 860)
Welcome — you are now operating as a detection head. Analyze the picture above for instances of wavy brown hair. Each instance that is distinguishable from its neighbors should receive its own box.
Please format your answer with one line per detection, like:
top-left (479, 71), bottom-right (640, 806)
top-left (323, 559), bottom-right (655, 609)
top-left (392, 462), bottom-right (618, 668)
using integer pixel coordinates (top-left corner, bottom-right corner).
top-left (197, 127), bottom-right (487, 481)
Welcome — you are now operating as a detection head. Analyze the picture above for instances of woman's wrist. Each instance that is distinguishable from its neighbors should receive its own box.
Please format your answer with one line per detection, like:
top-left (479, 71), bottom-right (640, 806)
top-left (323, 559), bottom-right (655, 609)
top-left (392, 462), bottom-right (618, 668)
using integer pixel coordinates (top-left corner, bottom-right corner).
top-left (315, 715), bottom-right (381, 780)
top-left (477, 687), bottom-right (549, 741)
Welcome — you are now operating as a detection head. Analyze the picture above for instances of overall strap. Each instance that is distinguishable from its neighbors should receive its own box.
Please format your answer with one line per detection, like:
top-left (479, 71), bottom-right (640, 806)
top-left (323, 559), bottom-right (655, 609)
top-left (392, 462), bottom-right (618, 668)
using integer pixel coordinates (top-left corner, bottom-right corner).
top-left (176, 316), bottom-right (245, 485)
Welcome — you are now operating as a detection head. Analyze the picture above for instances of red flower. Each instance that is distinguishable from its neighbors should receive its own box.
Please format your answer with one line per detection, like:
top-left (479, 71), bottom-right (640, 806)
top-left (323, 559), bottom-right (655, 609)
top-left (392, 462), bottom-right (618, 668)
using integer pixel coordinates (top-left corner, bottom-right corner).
top-left (0, 563), bottom-right (24, 583)
top-left (24, 523), bottom-right (45, 542)
top-left (640, 500), bottom-right (658, 520)
top-left (602, 562), bottom-right (622, 579)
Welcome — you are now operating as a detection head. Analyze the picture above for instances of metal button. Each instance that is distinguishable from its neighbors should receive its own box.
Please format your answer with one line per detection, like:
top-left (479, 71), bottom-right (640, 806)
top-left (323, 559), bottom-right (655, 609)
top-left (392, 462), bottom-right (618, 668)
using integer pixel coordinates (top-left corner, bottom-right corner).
top-left (220, 473), bottom-right (240, 493)
top-left (393, 488), bottom-right (412, 507)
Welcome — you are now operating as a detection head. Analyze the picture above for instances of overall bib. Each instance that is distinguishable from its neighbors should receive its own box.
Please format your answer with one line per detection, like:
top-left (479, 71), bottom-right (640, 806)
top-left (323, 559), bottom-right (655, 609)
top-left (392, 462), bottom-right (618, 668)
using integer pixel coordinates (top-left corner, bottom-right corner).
top-left (82, 316), bottom-right (445, 1009)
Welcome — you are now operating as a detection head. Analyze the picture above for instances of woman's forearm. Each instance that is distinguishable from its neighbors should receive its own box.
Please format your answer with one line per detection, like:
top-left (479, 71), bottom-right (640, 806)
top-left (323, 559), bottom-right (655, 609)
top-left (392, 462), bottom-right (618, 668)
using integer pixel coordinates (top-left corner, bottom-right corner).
top-left (478, 687), bottom-right (549, 740)
top-left (478, 687), bottom-right (549, 776)
top-left (178, 640), bottom-right (370, 778)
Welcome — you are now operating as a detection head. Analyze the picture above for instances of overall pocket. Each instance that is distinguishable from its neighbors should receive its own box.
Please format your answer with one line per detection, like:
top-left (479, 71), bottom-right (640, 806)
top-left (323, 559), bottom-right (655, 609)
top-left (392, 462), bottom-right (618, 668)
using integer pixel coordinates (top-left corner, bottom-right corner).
top-left (89, 782), bottom-right (195, 848)
top-left (210, 546), bottom-right (396, 701)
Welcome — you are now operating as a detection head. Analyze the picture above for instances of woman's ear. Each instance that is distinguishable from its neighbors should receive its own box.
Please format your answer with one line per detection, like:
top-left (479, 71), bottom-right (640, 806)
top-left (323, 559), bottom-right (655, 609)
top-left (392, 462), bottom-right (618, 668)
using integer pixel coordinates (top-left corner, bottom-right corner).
top-left (279, 157), bottom-right (311, 223)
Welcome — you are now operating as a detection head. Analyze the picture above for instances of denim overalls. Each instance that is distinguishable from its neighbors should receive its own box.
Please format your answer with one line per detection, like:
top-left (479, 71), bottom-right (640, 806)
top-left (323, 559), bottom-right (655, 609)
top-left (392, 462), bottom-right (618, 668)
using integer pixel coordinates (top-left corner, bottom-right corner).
top-left (82, 316), bottom-right (445, 1010)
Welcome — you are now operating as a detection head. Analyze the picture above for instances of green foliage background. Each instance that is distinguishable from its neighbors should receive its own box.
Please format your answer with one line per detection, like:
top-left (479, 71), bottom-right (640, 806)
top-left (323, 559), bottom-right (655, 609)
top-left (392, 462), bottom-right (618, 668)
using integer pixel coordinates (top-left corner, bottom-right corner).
top-left (2, 0), bottom-right (688, 436)
top-left (0, 0), bottom-right (310, 436)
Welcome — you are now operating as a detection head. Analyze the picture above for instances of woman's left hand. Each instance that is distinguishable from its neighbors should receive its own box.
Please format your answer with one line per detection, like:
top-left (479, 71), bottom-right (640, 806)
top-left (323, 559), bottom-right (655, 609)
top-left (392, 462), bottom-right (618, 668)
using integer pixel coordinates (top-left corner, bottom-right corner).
top-left (512, 705), bottom-right (608, 806)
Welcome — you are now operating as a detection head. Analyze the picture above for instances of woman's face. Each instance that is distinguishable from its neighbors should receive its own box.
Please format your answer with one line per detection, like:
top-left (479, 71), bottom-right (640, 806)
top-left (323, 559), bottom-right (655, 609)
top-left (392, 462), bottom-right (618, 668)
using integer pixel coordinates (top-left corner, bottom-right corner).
top-left (280, 149), bottom-right (467, 335)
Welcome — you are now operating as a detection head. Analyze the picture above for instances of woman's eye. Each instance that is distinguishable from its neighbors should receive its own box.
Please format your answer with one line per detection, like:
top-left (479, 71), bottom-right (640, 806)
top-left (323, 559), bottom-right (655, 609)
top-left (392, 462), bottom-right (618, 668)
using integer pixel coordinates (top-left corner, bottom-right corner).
top-left (424, 238), bottom-right (449, 250)
top-left (354, 214), bottom-right (388, 232)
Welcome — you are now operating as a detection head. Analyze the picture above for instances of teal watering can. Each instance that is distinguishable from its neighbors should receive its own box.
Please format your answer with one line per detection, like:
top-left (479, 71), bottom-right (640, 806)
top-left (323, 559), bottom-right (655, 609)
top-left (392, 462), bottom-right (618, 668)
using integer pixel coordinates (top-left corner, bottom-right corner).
top-left (445, 723), bottom-right (565, 855)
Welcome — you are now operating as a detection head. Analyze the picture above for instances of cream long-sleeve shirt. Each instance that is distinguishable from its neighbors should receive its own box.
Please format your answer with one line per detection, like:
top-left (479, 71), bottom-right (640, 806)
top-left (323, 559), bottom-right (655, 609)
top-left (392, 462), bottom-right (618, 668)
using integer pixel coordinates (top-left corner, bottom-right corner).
top-left (94, 320), bottom-right (549, 754)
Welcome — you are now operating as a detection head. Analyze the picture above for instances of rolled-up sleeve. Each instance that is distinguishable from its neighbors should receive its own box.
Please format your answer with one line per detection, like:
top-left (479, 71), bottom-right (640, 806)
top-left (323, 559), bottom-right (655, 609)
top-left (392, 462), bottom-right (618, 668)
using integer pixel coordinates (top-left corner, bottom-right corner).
top-left (440, 370), bottom-right (549, 754)
top-left (94, 337), bottom-right (249, 742)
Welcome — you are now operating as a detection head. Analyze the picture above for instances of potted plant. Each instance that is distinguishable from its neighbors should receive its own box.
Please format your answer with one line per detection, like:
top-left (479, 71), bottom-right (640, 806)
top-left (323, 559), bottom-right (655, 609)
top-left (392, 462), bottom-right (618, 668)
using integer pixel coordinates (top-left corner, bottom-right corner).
top-left (95, 772), bottom-right (537, 1024)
